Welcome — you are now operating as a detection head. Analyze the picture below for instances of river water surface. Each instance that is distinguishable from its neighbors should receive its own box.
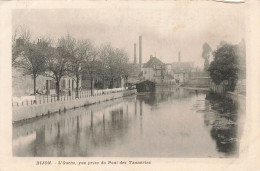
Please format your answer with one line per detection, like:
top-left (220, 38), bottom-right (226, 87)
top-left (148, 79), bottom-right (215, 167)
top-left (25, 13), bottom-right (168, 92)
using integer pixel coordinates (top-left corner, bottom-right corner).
top-left (13, 88), bottom-right (245, 157)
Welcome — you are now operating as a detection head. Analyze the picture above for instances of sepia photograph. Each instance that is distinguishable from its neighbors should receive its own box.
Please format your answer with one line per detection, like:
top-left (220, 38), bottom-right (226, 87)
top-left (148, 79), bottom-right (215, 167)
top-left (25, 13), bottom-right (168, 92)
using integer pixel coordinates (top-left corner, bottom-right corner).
top-left (10, 3), bottom-right (248, 158)
top-left (2, 0), bottom-right (260, 170)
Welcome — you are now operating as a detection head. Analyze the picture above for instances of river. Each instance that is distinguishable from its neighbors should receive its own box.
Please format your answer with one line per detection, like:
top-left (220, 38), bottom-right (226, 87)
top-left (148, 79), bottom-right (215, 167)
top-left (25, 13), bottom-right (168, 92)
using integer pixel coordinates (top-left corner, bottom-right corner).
top-left (12, 88), bottom-right (245, 157)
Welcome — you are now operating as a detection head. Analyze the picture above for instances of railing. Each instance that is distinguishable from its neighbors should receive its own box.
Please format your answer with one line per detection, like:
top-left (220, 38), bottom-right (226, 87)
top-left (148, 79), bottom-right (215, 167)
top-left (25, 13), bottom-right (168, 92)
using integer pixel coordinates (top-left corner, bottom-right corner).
top-left (12, 87), bottom-right (126, 107)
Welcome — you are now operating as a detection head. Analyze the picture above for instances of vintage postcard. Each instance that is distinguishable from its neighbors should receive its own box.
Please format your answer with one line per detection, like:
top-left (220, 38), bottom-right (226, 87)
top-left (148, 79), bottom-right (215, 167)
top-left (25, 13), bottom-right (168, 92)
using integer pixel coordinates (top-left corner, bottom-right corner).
top-left (0, 0), bottom-right (259, 171)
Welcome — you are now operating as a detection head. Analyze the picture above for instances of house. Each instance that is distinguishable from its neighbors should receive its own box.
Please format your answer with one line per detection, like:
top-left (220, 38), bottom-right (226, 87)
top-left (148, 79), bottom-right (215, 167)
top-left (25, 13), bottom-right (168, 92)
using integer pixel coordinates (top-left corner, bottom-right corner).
top-left (12, 39), bottom-right (82, 97)
top-left (170, 62), bottom-right (193, 83)
top-left (45, 76), bottom-right (82, 95)
top-left (12, 67), bottom-right (82, 96)
top-left (142, 55), bottom-right (165, 83)
top-left (169, 52), bottom-right (193, 84)
top-left (163, 74), bottom-right (175, 84)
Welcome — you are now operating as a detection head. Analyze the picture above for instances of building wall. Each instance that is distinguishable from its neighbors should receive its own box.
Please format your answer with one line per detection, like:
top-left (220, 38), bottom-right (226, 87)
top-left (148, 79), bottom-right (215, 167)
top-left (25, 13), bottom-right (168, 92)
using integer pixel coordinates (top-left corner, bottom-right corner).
top-left (142, 68), bottom-right (155, 81)
top-left (142, 66), bottom-right (167, 84)
top-left (12, 68), bottom-right (82, 96)
top-left (185, 72), bottom-right (210, 87)
top-left (165, 65), bottom-right (171, 75)
top-left (82, 76), bottom-right (125, 90)
top-left (187, 78), bottom-right (210, 87)
top-left (190, 72), bottom-right (209, 78)
top-left (13, 69), bottom-right (46, 96)
top-left (174, 73), bottom-right (189, 83)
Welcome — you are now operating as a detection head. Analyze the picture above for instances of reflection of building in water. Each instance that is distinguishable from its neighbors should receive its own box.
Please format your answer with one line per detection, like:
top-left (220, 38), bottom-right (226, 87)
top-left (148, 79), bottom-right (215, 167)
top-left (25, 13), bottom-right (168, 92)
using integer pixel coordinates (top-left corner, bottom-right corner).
top-left (172, 88), bottom-right (191, 98)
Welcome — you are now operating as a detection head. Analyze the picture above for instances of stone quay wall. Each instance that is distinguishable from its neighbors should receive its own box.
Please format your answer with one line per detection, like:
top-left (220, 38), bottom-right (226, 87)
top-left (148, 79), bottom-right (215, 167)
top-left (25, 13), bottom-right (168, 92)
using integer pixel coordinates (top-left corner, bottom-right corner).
top-left (12, 89), bottom-right (136, 122)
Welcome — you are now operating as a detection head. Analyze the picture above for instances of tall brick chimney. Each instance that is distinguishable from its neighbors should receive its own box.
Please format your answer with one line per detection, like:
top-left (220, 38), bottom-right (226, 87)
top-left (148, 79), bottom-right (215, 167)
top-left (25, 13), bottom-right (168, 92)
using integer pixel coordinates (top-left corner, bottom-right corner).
top-left (139, 36), bottom-right (142, 69)
top-left (134, 43), bottom-right (137, 64)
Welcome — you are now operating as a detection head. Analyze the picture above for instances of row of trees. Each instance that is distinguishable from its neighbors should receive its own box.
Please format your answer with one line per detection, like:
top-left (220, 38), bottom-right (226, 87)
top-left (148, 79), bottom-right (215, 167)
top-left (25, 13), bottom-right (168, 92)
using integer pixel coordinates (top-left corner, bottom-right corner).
top-left (12, 28), bottom-right (132, 99)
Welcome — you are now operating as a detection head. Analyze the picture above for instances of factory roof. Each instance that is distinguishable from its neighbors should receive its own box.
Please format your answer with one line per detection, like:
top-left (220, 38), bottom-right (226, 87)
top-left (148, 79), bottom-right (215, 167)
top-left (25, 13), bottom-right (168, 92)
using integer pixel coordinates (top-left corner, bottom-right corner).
top-left (171, 62), bottom-right (193, 73)
top-left (143, 57), bottom-right (164, 68)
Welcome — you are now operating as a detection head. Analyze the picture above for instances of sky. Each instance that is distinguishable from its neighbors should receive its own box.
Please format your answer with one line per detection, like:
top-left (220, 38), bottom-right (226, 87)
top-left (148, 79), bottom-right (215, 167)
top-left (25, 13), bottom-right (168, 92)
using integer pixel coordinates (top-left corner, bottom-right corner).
top-left (12, 2), bottom-right (246, 68)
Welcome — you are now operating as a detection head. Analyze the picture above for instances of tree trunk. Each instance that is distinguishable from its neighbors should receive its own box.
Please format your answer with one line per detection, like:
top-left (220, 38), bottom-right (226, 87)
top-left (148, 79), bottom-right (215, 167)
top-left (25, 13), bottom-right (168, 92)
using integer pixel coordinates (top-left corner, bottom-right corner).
top-left (110, 78), bottom-right (113, 89)
top-left (102, 75), bottom-right (105, 89)
top-left (90, 77), bottom-right (93, 96)
top-left (76, 75), bottom-right (79, 98)
top-left (117, 78), bottom-right (120, 88)
top-left (126, 76), bottom-right (128, 88)
top-left (33, 74), bottom-right (37, 96)
top-left (56, 79), bottom-right (60, 100)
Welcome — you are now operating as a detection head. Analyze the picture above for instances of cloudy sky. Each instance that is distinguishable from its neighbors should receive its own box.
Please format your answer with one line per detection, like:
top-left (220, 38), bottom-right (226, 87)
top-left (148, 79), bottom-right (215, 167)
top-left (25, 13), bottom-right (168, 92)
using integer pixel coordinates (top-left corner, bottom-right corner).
top-left (13, 2), bottom-right (245, 68)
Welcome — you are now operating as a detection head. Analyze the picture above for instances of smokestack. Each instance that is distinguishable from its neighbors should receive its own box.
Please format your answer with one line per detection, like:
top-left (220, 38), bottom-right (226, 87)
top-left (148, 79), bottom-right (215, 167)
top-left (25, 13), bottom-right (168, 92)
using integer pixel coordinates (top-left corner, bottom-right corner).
top-left (178, 51), bottom-right (181, 62)
top-left (134, 43), bottom-right (137, 64)
top-left (139, 36), bottom-right (142, 69)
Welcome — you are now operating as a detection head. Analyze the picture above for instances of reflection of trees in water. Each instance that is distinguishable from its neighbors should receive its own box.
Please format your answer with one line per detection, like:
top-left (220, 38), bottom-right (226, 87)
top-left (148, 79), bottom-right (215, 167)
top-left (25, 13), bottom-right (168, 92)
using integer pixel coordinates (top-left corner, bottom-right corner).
top-left (206, 93), bottom-right (238, 121)
top-left (210, 125), bottom-right (238, 155)
top-left (30, 106), bottom-right (131, 156)
top-left (111, 108), bottom-right (126, 130)
top-left (34, 126), bottom-right (46, 156)
top-left (205, 92), bottom-right (239, 156)
top-left (85, 107), bottom-right (130, 150)
top-left (13, 98), bottom-right (136, 156)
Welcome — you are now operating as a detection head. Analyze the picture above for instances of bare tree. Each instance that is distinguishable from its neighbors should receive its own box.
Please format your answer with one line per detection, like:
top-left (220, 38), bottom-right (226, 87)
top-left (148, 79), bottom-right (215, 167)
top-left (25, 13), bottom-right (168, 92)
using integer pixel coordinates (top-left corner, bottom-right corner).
top-left (67, 38), bottom-right (95, 98)
top-left (12, 27), bottom-right (32, 66)
top-left (114, 48), bottom-right (129, 87)
top-left (12, 28), bottom-right (19, 65)
top-left (98, 44), bottom-right (130, 88)
top-left (13, 28), bottom-right (50, 96)
top-left (84, 46), bottom-right (99, 95)
top-left (45, 36), bottom-right (71, 100)
top-left (99, 44), bottom-right (116, 88)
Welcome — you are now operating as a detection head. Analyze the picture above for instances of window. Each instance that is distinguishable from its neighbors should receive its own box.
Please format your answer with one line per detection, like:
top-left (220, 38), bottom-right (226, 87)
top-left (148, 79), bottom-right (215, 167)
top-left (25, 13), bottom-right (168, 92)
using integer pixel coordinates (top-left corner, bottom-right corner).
top-left (69, 79), bottom-right (71, 88)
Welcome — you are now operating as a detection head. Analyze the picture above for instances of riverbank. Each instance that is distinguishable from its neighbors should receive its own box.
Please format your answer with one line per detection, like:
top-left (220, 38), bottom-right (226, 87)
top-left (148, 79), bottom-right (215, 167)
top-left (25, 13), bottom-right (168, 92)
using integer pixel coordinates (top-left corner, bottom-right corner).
top-left (206, 90), bottom-right (246, 112)
top-left (182, 86), bottom-right (210, 91)
top-left (226, 91), bottom-right (246, 111)
top-left (12, 89), bottom-right (136, 123)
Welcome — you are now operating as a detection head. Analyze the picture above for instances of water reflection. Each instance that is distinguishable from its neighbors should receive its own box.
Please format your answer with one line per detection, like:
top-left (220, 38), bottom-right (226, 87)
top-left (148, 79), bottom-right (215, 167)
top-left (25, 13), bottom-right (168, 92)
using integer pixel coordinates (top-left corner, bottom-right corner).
top-left (13, 88), bottom-right (244, 157)
top-left (203, 92), bottom-right (242, 157)
top-left (138, 88), bottom-right (191, 106)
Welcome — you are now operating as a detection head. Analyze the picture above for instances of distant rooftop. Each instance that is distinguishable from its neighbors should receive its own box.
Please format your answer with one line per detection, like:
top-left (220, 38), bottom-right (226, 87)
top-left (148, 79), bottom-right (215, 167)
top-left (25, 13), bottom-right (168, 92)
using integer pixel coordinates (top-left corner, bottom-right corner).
top-left (171, 62), bottom-right (193, 73)
top-left (143, 56), bottom-right (164, 68)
